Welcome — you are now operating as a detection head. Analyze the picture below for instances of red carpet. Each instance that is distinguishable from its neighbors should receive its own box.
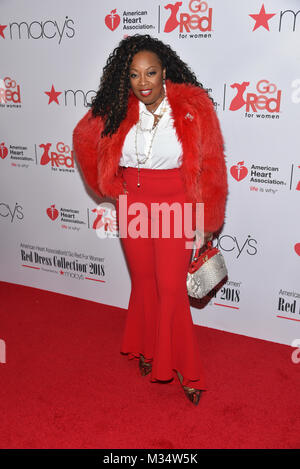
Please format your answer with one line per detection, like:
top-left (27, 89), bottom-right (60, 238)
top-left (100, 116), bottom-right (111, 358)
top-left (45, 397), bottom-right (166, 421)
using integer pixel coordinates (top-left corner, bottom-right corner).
top-left (0, 280), bottom-right (299, 449)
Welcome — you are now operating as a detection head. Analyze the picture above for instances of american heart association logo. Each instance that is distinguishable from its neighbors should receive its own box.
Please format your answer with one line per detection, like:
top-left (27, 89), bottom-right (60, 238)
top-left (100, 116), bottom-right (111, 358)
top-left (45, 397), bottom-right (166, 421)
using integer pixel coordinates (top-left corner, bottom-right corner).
top-left (105, 9), bottom-right (120, 31)
top-left (46, 204), bottom-right (59, 221)
top-left (294, 243), bottom-right (300, 256)
top-left (230, 161), bottom-right (248, 181)
top-left (0, 142), bottom-right (8, 159)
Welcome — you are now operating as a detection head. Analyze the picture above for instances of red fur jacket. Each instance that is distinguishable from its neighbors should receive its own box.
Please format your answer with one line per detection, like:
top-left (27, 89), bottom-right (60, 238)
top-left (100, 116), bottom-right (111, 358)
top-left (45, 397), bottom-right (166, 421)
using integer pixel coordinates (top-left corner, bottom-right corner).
top-left (73, 79), bottom-right (228, 233)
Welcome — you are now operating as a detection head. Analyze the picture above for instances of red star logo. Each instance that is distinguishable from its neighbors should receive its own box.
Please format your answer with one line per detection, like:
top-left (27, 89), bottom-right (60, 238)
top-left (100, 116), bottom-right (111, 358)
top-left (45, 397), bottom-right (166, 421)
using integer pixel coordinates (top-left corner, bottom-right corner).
top-left (44, 85), bottom-right (62, 104)
top-left (0, 24), bottom-right (7, 39)
top-left (249, 4), bottom-right (276, 31)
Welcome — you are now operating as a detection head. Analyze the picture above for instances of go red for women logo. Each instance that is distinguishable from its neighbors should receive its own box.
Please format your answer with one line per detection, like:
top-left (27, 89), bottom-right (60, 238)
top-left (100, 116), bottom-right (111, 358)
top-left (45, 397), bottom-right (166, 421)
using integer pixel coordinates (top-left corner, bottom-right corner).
top-left (39, 142), bottom-right (74, 169)
top-left (229, 79), bottom-right (282, 114)
top-left (164, 0), bottom-right (212, 33)
top-left (105, 9), bottom-right (121, 31)
top-left (92, 204), bottom-right (118, 239)
top-left (0, 77), bottom-right (21, 104)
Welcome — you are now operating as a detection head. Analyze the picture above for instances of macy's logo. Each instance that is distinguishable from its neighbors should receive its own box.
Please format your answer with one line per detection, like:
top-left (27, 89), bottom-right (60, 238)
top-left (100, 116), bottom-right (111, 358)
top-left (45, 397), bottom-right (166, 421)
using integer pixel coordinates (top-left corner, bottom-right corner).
top-left (44, 84), bottom-right (96, 106)
top-left (229, 79), bottom-right (281, 113)
top-left (249, 4), bottom-right (300, 33)
top-left (164, 0), bottom-right (212, 33)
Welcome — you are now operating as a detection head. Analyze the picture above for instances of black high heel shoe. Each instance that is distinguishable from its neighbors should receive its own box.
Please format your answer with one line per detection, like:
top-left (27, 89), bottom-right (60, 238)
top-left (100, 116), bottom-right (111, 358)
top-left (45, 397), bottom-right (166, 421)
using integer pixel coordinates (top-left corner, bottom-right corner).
top-left (177, 371), bottom-right (203, 406)
top-left (139, 354), bottom-right (152, 376)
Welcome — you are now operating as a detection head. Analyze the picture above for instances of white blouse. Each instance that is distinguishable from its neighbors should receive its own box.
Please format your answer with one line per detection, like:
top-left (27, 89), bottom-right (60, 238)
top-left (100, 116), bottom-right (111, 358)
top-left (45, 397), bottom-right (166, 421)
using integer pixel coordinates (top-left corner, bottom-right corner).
top-left (119, 93), bottom-right (183, 169)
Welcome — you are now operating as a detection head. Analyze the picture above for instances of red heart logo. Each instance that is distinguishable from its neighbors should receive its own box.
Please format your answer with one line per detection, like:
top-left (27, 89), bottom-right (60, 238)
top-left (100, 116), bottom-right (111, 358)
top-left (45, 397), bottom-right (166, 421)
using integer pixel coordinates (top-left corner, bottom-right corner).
top-left (46, 204), bottom-right (59, 221)
top-left (230, 161), bottom-right (248, 181)
top-left (294, 243), bottom-right (300, 256)
top-left (105, 10), bottom-right (120, 31)
top-left (0, 143), bottom-right (8, 159)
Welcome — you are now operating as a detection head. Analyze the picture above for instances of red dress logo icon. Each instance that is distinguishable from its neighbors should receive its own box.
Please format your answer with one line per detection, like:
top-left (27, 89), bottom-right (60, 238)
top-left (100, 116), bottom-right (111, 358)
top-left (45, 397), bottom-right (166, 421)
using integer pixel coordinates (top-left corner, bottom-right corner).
top-left (294, 243), bottom-right (300, 256)
top-left (46, 204), bottom-right (59, 221)
top-left (105, 9), bottom-right (120, 31)
top-left (40, 143), bottom-right (51, 165)
top-left (230, 161), bottom-right (248, 181)
top-left (229, 82), bottom-right (250, 111)
top-left (164, 2), bottom-right (182, 32)
top-left (296, 165), bottom-right (300, 191)
top-left (0, 142), bottom-right (8, 159)
top-left (0, 25), bottom-right (7, 39)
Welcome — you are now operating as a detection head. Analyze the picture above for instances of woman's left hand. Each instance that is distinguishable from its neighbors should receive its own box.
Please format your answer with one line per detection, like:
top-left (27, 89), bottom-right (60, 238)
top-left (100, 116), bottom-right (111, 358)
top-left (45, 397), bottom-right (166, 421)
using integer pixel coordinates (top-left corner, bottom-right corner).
top-left (195, 230), bottom-right (213, 247)
top-left (204, 231), bottom-right (213, 244)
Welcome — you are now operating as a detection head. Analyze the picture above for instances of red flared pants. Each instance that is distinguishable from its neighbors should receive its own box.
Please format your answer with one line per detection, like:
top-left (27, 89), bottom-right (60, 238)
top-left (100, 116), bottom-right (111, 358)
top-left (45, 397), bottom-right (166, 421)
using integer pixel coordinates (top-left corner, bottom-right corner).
top-left (116, 166), bottom-right (206, 390)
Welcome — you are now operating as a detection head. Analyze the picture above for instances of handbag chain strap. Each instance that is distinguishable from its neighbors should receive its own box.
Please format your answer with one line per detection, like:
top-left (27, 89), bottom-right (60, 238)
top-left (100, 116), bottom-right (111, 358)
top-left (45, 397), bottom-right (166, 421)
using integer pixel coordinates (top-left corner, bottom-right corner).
top-left (192, 240), bottom-right (213, 262)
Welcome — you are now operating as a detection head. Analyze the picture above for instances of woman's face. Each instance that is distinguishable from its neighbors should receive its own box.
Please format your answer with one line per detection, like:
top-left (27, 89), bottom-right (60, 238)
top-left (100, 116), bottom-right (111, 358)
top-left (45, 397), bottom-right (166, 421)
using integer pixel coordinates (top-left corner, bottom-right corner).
top-left (129, 50), bottom-right (166, 111)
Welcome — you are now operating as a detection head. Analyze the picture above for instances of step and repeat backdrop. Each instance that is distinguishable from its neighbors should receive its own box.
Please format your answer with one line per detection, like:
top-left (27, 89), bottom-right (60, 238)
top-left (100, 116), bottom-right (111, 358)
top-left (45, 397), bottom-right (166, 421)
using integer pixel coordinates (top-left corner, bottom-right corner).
top-left (1, 0), bottom-right (299, 346)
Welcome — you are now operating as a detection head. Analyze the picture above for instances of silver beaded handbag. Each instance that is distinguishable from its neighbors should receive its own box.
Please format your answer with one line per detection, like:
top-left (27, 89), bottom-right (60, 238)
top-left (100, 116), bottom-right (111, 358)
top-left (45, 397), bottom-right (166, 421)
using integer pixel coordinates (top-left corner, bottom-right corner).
top-left (186, 240), bottom-right (228, 299)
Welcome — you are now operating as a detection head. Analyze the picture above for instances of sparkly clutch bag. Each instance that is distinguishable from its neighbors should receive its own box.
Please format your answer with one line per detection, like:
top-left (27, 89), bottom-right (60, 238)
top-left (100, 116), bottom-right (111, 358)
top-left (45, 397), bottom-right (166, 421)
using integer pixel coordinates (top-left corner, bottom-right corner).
top-left (186, 240), bottom-right (228, 299)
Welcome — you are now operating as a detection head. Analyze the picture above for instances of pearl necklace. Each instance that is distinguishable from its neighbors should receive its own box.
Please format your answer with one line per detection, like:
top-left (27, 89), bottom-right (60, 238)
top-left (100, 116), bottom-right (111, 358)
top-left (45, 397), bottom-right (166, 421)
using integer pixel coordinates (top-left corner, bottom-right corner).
top-left (135, 97), bottom-right (168, 187)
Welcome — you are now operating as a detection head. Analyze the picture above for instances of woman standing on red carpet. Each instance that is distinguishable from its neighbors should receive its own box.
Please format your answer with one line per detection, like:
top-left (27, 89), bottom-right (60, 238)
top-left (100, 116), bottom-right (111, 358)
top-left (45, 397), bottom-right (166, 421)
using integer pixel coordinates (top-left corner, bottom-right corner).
top-left (73, 34), bottom-right (228, 406)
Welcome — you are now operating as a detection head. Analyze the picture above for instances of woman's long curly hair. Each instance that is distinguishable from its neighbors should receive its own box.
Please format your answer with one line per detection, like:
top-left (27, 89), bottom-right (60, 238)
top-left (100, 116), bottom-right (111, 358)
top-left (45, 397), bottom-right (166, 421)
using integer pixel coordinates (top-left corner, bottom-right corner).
top-left (90, 34), bottom-right (206, 138)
